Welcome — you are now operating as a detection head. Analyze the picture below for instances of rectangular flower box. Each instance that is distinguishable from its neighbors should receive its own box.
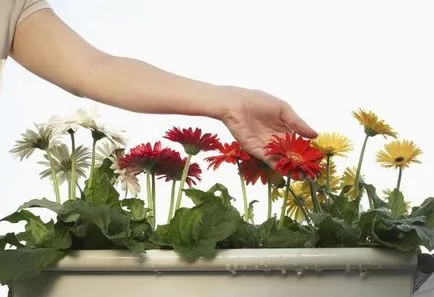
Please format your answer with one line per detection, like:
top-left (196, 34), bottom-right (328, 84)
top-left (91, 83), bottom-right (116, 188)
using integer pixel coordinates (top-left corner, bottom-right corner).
top-left (11, 248), bottom-right (417, 297)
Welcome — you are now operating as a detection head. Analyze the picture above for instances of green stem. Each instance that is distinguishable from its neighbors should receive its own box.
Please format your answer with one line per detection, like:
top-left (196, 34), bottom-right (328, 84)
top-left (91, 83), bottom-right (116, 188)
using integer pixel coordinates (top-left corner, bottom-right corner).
top-left (309, 180), bottom-right (322, 213)
top-left (167, 180), bottom-right (177, 223)
top-left (326, 155), bottom-right (332, 192)
top-left (354, 134), bottom-right (370, 204)
top-left (175, 154), bottom-right (192, 210)
top-left (146, 172), bottom-right (152, 217)
top-left (151, 173), bottom-right (156, 228)
top-left (288, 187), bottom-right (312, 225)
top-left (396, 167), bottom-right (403, 191)
top-left (237, 160), bottom-right (249, 222)
top-left (46, 149), bottom-right (61, 203)
top-left (69, 131), bottom-right (77, 200)
top-left (278, 178), bottom-right (291, 229)
top-left (88, 138), bottom-right (97, 189)
top-left (267, 181), bottom-right (272, 219)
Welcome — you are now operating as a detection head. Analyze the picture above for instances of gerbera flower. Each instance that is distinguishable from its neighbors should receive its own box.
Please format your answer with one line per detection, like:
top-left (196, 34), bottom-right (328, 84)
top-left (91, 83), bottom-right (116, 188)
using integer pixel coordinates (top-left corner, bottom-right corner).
top-left (340, 167), bottom-right (364, 200)
top-left (205, 141), bottom-right (250, 170)
top-left (376, 140), bottom-right (422, 169)
top-left (164, 127), bottom-right (220, 155)
top-left (119, 141), bottom-right (172, 172)
top-left (277, 183), bottom-right (312, 222)
top-left (352, 108), bottom-right (398, 138)
top-left (48, 106), bottom-right (100, 133)
top-left (239, 156), bottom-right (283, 186)
top-left (38, 144), bottom-right (91, 185)
top-left (95, 139), bottom-right (124, 167)
top-left (312, 132), bottom-right (352, 157)
top-left (48, 107), bottom-right (127, 147)
top-left (117, 168), bottom-right (141, 197)
top-left (10, 123), bottom-right (60, 161)
top-left (157, 151), bottom-right (202, 186)
top-left (264, 132), bottom-right (324, 181)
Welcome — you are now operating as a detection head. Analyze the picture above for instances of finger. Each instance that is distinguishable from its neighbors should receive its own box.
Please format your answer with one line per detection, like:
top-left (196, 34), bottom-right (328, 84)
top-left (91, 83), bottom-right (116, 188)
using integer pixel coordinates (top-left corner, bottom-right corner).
top-left (281, 105), bottom-right (317, 138)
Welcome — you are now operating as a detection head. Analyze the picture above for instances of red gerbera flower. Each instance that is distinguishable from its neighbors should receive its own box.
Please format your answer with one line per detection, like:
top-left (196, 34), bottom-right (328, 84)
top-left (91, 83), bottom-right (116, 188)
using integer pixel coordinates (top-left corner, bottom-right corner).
top-left (205, 141), bottom-right (250, 170)
top-left (164, 127), bottom-right (220, 155)
top-left (239, 156), bottom-right (284, 186)
top-left (156, 150), bottom-right (202, 186)
top-left (118, 141), bottom-right (175, 173)
top-left (264, 132), bottom-right (324, 181)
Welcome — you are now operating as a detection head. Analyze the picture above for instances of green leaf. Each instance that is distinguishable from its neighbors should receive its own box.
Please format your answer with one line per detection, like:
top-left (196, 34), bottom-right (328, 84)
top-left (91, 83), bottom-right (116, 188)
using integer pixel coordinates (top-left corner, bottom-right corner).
top-left (364, 184), bottom-right (389, 210)
top-left (167, 199), bottom-right (240, 260)
top-left (218, 220), bottom-right (260, 248)
top-left (385, 189), bottom-right (408, 219)
top-left (311, 213), bottom-right (360, 247)
top-left (0, 248), bottom-right (65, 285)
top-left (258, 217), bottom-right (278, 245)
top-left (0, 233), bottom-right (24, 250)
top-left (18, 198), bottom-right (64, 214)
top-left (243, 200), bottom-right (258, 223)
top-left (121, 198), bottom-right (150, 221)
top-left (323, 191), bottom-right (359, 224)
top-left (358, 209), bottom-right (390, 243)
top-left (372, 217), bottom-right (421, 251)
top-left (2, 210), bottom-right (53, 248)
top-left (411, 197), bottom-right (434, 228)
top-left (265, 229), bottom-right (318, 248)
top-left (83, 159), bottom-right (119, 206)
top-left (184, 183), bottom-right (234, 206)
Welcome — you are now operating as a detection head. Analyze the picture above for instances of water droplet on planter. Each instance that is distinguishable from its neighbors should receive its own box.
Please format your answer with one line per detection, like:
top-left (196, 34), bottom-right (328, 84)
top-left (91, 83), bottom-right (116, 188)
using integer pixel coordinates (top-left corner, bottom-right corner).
top-left (359, 269), bottom-right (367, 278)
top-left (281, 269), bottom-right (287, 276)
top-left (314, 265), bottom-right (322, 273)
top-left (295, 268), bottom-right (304, 278)
top-left (242, 264), bottom-right (248, 270)
top-left (345, 264), bottom-right (351, 273)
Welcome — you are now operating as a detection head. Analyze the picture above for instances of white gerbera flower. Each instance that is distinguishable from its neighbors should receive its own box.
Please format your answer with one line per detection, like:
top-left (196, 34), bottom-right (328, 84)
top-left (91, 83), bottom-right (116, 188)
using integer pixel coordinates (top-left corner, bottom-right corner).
top-left (48, 106), bottom-right (101, 134)
top-left (38, 144), bottom-right (91, 184)
top-left (118, 168), bottom-right (141, 197)
top-left (91, 125), bottom-right (128, 147)
top-left (10, 123), bottom-right (60, 161)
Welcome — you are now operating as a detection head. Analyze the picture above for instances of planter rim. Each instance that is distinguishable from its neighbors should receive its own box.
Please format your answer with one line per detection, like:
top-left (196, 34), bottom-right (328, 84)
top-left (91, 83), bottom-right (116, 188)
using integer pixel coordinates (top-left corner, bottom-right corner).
top-left (47, 248), bottom-right (417, 272)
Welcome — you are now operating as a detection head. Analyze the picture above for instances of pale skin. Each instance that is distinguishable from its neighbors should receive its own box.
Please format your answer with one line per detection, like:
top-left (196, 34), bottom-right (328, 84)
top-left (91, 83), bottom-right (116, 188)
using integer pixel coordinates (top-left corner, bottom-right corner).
top-left (11, 9), bottom-right (317, 166)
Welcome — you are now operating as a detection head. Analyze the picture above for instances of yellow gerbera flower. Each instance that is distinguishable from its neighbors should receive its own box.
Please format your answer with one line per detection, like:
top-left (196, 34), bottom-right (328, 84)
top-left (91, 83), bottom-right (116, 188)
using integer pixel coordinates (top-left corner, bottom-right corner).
top-left (340, 167), bottom-right (363, 200)
top-left (312, 132), bottom-right (352, 157)
top-left (376, 140), bottom-right (422, 169)
top-left (276, 183), bottom-right (311, 221)
top-left (352, 108), bottom-right (398, 138)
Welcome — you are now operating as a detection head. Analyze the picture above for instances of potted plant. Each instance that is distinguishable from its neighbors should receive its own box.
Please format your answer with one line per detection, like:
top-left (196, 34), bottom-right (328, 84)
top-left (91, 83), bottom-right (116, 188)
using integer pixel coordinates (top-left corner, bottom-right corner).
top-left (0, 107), bottom-right (433, 297)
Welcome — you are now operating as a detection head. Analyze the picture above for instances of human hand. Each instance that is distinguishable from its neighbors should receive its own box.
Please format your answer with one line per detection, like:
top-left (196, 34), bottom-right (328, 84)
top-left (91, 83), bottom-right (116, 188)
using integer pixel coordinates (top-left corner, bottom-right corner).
top-left (219, 87), bottom-right (317, 167)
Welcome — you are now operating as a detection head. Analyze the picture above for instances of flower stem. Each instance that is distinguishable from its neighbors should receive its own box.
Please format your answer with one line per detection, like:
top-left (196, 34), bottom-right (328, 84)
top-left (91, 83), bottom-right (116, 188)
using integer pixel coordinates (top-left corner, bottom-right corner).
top-left (175, 154), bottom-right (192, 210)
top-left (68, 130), bottom-right (77, 200)
top-left (354, 134), bottom-right (369, 203)
top-left (309, 180), bottom-right (322, 213)
top-left (396, 167), bottom-right (403, 191)
top-left (88, 138), bottom-right (97, 189)
top-left (167, 180), bottom-right (177, 223)
top-left (326, 155), bottom-right (332, 192)
top-left (278, 178), bottom-right (291, 229)
top-left (46, 149), bottom-right (61, 203)
top-left (146, 172), bottom-right (153, 220)
top-left (267, 182), bottom-right (272, 219)
top-left (236, 160), bottom-right (250, 222)
top-left (151, 173), bottom-right (156, 228)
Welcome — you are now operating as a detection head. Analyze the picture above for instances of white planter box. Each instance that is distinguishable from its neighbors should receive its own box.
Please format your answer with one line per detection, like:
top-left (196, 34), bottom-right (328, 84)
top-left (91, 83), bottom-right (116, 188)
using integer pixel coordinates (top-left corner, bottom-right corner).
top-left (12, 248), bottom-right (417, 297)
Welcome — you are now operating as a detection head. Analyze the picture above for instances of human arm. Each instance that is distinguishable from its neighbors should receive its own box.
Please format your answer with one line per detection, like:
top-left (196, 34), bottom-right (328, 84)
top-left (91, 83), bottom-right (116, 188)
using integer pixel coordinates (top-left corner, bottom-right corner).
top-left (10, 9), bottom-right (317, 164)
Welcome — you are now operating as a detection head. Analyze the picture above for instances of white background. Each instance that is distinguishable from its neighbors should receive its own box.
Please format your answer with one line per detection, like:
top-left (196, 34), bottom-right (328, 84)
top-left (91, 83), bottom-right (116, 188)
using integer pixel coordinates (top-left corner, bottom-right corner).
top-left (1, 1), bottom-right (434, 296)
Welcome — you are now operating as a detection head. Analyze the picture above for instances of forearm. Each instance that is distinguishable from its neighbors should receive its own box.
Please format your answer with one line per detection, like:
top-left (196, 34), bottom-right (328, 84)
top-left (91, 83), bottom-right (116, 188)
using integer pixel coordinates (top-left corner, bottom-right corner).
top-left (78, 55), bottom-right (230, 119)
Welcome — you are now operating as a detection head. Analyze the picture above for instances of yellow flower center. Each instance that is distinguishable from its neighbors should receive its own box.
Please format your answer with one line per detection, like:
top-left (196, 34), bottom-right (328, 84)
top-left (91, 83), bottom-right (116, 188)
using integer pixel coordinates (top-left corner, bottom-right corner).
top-left (288, 152), bottom-right (303, 163)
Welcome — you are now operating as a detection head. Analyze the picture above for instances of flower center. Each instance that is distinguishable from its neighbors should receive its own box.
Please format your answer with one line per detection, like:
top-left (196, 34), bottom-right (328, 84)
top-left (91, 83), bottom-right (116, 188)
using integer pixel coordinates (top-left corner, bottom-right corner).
top-left (394, 156), bottom-right (405, 163)
top-left (288, 152), bottom-right (303, 163)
